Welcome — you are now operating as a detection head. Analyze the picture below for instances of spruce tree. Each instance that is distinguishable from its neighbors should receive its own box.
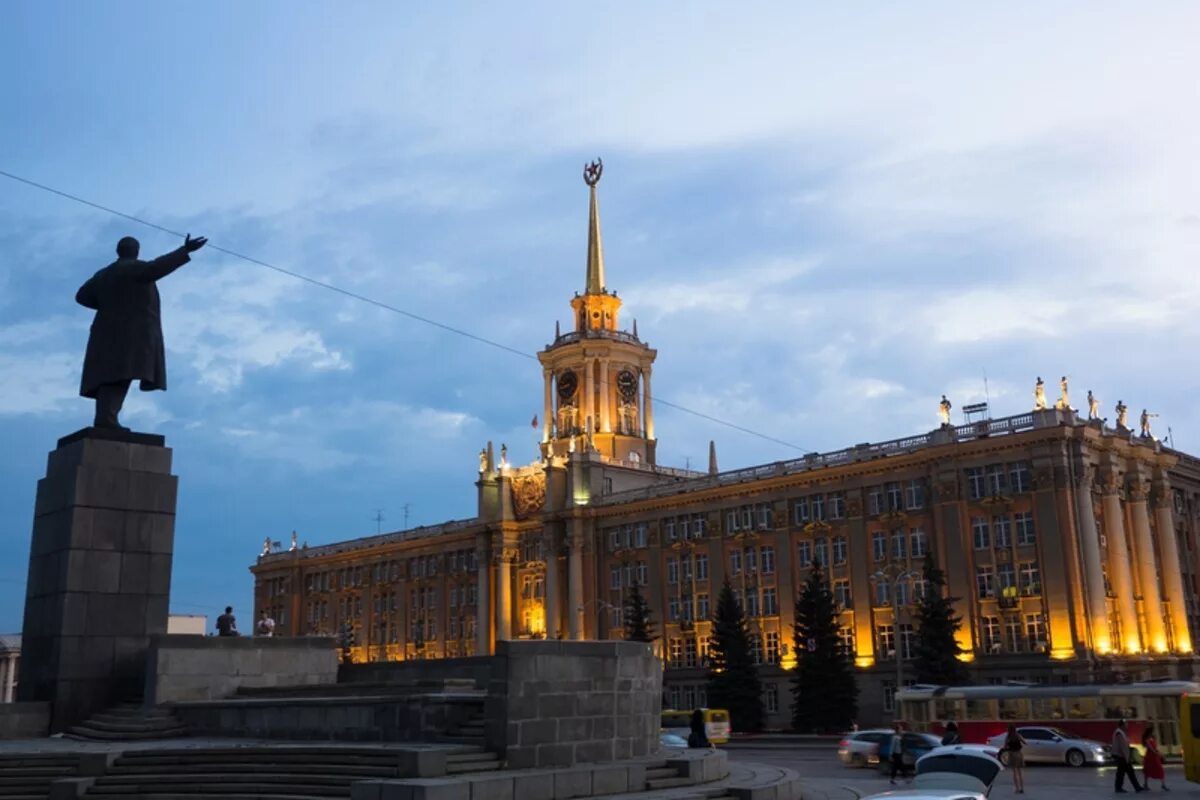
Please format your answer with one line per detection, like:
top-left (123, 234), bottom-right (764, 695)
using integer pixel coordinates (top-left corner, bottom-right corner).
top-left (791, 562), bottom-right (858, 732)
top-left (705, 579), bottom-right (765, 732)
top-left (913, 553), bottom-right (970, 685)
top-left (623, 582), bottom-right (657, 643)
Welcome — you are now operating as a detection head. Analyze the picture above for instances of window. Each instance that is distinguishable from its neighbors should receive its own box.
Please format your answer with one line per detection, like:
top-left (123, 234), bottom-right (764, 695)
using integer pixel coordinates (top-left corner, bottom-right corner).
top-left (698, 594), bottom-right (710, 620)
top-left (829, 492), bottom-right (846, 520)
top-left (667, 558), bottom-right (679, 585)
top-left (729, 550), bottom-right (742, 575)
top-left (986, 464), bottom-right (1007, 496)
top-left (741, 506), bottom-right (753, 530)
top-left (760, 546), bottom-right (775, 574)
top-left (972, 517), bottom-right (990, 549)
top-left (1015, 512), bottom-right (1036, 545)
top-left (814, 538), bottom-right (828, 567)
top-left (885, 482), bottom-right (903, 512)
top-left (883, 680), bottom-right (896, 713)
top-left (895, 581), bottom-right (910, 607)
top-left (811, 494), bottom-right (826, 521)
top-left (967, 467), bottom-right (986, 500)
top-left (744, 546), bottom-right (758, 574)
top-left (765, 631), bottom-right (780, 663)
top-left (634, 523), bottom-right (648, 548)
top-left (1010, 462), bottom-right (1031, 493)
top-left (891, 531), bottom-right (906, 559)
top-left (875, 581), bottom-right (891, 607)
top-left (765, 684), bottom-right (779, 713)
top-left (1019, 562), bottom-right (1041, 595)
top-left (664, 518), bottom-right (676, 542)
top-left (982, 616), bottom-right (1001, 652)
top-left (749, 634), bottom-right (763, 665)
top-left (1006, 618), bottom-right (1023, 652)
top-left (906, 480), bottom-right (925, 510)
top-left (833, 579), bottom-right (851, 608)
top-left (1025, 614), bottom-right (1047, 649)
top-left (745, 590), bottom-right (760, 617)
top-left (793, 498), bottom-right (810, 525)
top-left (997, 562), bottom-right (1015, 589)
top-left (684, 638), bottom-right (698, 667)
top-left (873, 532), bottom-right (887, 561)
top-left (878, 624), bottom-right (896, 657)
top-left (899, 623), bottom-right (915, 659)
top-left (910, 528), bottom-right (928, 558)
top-left (976, 566), bottom-right (995, 598)
top-left (797, 541), bottom-right (812, 567)
top-left (832, 536), bottom-right (848, 565)
top-left (912, 578), bottom-right (929, 600)
top-left (636, 561), bottom-right (648, 586)
top-left (838, 626), bottom-right (856, 656)
top-left (762, 587), bottom-right (778, 616)
top-left (993, 515), bottom-right (1012, 548)
top-left (755, 502), bottom-right (773, 529)
top-left (610, 567), bottom-right (621, 590)
top-left (668, 598), bottom-right (680, 621)
top-left (669, 638), bottom-right (683, 668)
top-left (868, 486), bottom-right (884, 516)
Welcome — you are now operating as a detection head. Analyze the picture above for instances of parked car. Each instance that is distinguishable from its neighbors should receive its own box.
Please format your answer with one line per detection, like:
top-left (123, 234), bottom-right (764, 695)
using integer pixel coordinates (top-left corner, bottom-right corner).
top-left (660, 731), bottom-right (689, 748)
top-left (848, 745), bottom-right (1004, 800)
top-left (984, 726), bottom-right (1109, 766)
top-left (876, 732), bottom-right (944, 774)
top-left (838, 729), bottom-right (895, 767)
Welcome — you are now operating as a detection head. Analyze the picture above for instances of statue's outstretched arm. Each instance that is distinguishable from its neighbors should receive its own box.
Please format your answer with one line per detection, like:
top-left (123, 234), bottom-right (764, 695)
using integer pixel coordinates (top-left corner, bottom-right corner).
top-left (75, 276), bottom-right (99, 309)
top-left (137, 234), bottom-right (206, 282)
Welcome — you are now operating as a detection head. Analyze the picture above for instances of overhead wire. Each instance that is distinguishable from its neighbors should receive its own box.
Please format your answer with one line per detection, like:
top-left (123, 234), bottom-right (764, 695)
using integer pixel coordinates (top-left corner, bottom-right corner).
top-left (0, 168), bottom-right (809, 453)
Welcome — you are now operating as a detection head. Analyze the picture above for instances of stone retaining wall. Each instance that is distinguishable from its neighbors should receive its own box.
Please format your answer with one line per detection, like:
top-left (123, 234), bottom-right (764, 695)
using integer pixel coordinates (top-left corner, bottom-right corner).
top-left (341, 656), bottom-right (493, 689)
top-left (484, 640), bottom-right (661, 769)
top-left (145, 634), bottom-right (337, 704)
top-left (0, 702), bottom-right (50, 739)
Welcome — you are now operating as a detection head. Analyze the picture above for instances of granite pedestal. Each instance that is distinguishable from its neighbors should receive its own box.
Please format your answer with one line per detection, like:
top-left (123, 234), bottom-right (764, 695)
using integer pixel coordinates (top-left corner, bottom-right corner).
top-left (18, 427), bottom-right (177, 732)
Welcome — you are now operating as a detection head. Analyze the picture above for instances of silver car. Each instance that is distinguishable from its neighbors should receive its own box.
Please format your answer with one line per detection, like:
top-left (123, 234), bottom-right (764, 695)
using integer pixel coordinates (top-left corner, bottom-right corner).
top-left (984, 726), bottom-right (1109, 766)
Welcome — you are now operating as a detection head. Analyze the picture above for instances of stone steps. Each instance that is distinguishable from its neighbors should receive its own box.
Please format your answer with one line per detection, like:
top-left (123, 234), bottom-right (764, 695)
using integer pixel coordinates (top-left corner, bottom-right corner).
top-left (0, 754), bottom-right (79, 799)
top-left (66, 702), bottom-right (189, 742)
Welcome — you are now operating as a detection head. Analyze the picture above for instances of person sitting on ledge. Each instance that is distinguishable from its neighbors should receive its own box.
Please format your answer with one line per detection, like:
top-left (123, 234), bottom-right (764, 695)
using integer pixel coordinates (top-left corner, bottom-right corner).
top-left (216, 606), bottom-right (238, 637)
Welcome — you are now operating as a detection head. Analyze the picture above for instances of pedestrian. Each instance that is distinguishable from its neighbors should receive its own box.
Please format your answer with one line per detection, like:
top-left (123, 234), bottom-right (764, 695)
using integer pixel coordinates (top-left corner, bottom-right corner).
top-left (888, 723), bottom-right (906, 785)
top-left (941, 720), bottom-right (961, 746)
top-left (1003, 723), bottom-right (1027, 794)
top-left (256, 610), bottom-right (276, 637)
top-left (687, 709), bottom-right (711, 749)
top-left (1112, 718), bottom-right (1145, 793)
top-left (216, 606), bottom-right (238, 637)
top-left (1141, 724), bottom-right (1168, 792)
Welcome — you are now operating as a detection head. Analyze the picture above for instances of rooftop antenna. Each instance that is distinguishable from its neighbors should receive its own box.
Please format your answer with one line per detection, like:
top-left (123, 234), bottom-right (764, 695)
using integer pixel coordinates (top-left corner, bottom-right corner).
top-left (403, 503), bottom-right (411, 529)
top-left (372, 509), bottom-right (384, 535)
top-left (983, 368), bottom-right (991, 412)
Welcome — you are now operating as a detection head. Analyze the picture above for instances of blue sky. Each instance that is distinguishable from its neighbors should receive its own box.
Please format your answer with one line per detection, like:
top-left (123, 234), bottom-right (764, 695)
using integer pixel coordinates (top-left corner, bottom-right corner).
top-left (2, 3), bottom-right (1199, 632)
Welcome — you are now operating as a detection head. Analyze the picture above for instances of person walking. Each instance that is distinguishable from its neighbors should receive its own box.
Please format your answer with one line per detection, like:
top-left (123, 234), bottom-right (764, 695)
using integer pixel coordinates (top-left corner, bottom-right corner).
top-left (941, 720), bottom-right (961, 746)
top-left (216, 606), bottom-right (238, 637)
top-left (1142, 724), bottom-right (1168, 792)
top-left (687, 709), bottom-right (711, 749)
top-left (888, 723), bottom-right (906, 785)
top-left (1113, 719), bottom-right (1146, 793)
top-left (1003, 724), bottom-right (1027, 794)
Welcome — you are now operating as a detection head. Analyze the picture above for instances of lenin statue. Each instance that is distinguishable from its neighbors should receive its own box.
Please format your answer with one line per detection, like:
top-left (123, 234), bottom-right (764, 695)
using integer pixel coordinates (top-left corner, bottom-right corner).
top-left (76, 234), bottom-right (208, 430)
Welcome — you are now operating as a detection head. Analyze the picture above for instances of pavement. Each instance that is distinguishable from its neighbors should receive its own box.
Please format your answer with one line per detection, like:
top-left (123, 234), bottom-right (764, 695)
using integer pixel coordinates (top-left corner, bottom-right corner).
top-left (727, 746), bottom-right (1200, 799)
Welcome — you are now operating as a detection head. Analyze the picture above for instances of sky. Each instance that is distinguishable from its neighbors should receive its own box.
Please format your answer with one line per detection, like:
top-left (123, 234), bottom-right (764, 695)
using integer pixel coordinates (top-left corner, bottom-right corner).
top-left (1, 3), bottom-right (1199, 633)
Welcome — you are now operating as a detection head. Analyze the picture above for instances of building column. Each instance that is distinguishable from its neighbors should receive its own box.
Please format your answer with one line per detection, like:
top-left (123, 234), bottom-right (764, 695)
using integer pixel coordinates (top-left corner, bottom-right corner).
top-left (475, 537), bottom-right (491, 655)
top-left (643, 368), bottom-right (655, 440)
top-left (568, 519), bottom-right (585, 639)
top-left (0, 655), bottom-right (8, 703)
top-left (1073, 473), bottom-right (1112, 654)
top-left (1101, 487), bottom-right (1140, 653)
top-left (1128, 481), bottom-right (1168, 653)
top-left (1153, 480), bottom-right (1191, 653)
top-left (542, 370), bottom-right (553, 443)
top-left (582, 358), bottom-right (594, 435)
top-left (496, 547), bottom-right (513, 641)
top-left (599, 359), bottom-right (612, 433)
top-left (544, 528), bottom-right (560, 639)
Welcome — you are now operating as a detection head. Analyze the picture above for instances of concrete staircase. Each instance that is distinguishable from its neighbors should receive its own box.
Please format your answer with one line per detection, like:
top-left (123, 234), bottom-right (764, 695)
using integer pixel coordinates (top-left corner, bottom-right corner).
top-left (66, 702), bottom-right (188, 742)
top-left (79, 744), bottom-right (502, 799)
top-left (645, 759), bottom-right (698, 791)
top-left (0, 753), bottom-right (78, 800)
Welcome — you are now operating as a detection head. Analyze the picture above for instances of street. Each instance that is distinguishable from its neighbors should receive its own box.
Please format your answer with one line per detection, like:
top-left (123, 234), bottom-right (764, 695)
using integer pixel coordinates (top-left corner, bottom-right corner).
top-left (726, 746), bottom-right (1200, 799)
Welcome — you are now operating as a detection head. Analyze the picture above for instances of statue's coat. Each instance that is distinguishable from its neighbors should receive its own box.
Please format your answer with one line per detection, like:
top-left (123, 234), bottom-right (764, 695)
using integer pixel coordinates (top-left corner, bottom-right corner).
top-left (75, 247), bottom-right (190, 398)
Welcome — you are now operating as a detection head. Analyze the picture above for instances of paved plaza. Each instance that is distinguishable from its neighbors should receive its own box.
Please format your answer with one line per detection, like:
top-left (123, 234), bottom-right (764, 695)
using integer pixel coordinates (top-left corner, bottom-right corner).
top-left (728, 746), bottom-right (1200, 800)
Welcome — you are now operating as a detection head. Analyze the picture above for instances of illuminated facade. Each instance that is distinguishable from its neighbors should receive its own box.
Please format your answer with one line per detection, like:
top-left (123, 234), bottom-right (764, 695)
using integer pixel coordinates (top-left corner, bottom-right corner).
top-left (253, 169), bottom-right (1200, 726)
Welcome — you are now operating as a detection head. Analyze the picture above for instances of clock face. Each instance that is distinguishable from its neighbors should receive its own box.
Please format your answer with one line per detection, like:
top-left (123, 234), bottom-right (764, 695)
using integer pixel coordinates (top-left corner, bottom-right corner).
top-left (617, 369), bottom-right (638, 400)
top-left (557, 370), bottom-right (578, 401)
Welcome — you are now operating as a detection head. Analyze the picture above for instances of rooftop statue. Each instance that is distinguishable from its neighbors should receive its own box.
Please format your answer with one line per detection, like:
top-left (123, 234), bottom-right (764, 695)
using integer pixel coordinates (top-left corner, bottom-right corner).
top-left (1115, 400), bottom-right (1129, 430)
top-left (1056, 375), bottom-right (1070, 410)
top-left (1087, 390), bottom-right (1099, 420)
top-left (1034, 376), bottom-right (1047, 410)
top-left (938, 395), bottom-right (952, 426)
top-left (76, 234), bottom-right (208, 430)
top-left (1141, 409), bottom-right (1156, 439)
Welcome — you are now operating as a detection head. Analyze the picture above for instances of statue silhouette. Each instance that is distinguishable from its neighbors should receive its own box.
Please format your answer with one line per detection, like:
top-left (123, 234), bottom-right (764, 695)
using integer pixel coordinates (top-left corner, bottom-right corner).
top-left (76, 234), bottom-right (207, 430)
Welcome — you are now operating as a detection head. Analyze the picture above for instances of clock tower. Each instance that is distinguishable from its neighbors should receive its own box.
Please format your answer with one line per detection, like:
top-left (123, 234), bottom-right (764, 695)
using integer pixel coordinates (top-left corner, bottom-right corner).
top-left (537, 160), bottom-right (658, 465)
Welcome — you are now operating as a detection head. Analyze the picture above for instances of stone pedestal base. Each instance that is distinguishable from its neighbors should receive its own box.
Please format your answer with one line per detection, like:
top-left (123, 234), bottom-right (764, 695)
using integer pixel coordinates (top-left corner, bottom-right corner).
top-left (18, 427), bottom-right (177, 732)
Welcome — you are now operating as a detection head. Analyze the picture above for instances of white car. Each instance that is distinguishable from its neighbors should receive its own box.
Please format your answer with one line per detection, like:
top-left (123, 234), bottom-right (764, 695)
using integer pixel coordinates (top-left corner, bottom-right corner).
top-left (838, 729), bottom-right (895, 767)
top-left (984, 726), bottom-right (1109, 766)
top-left (848, 745), bottom-right (1004, 800)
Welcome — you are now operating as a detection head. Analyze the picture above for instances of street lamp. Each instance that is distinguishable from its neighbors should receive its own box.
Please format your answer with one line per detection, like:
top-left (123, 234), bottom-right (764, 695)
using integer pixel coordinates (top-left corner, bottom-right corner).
top-left (871, 564), bottom-right (919, 708)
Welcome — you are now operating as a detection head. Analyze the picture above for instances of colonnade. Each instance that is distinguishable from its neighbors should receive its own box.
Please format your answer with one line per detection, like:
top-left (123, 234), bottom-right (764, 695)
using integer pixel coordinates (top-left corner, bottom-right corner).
top-left (0, 649), bottom-right (17, 703)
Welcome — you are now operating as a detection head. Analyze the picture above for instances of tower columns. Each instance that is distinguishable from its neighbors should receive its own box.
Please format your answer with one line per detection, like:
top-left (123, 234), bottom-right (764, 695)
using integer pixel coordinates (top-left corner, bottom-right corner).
top-left (582, 358), bottom-right (594, 435)
top-left (1152, 476), bottom-right (1190, 652)
top-left (542, 369), bottom-right (553, 443)
top-left (568, 519), bottom-right (585, 639)
top-left (495, 546), bottom-right (513, 642)
top-left (643, 368), bottom-right (655, 440)
top-left (475, 534), bottom-right (492, 655)
top-left (544, 529), bottom-right (560, 640)
top-left (1101, 488), bottom-right (1140, 652)
top-left (599, 358), bottom-right (612, 433)
top-left (1128, 481), bottom-right (1168, 653)
top-left (1073, 473), bottom-right (1112, 653)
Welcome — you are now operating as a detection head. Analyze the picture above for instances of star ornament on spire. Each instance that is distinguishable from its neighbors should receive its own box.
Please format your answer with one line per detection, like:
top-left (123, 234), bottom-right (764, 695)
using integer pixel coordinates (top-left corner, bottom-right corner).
top-left (583, 158), bottom-right (603, 187)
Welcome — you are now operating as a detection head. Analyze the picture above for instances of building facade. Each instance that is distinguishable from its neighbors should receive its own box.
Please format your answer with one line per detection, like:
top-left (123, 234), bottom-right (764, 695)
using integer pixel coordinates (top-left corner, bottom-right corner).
top-left (252, 170), bottom-right (1200, 727)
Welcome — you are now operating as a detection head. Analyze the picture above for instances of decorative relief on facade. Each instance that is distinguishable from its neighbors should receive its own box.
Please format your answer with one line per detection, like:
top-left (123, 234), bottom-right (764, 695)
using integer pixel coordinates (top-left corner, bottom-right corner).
top-left (936, 480), bottom-right (959, 502)
top-left (1032, 467), bottom-right (1055, 491)
top-left (494, 545), bottom-right (521, 565)
top-left (1127, 480), bottom-right (1151, 503)
top-left (511, 472), bottom-right (547, 520)
top-left (846, 496), bottom-right (863, 517)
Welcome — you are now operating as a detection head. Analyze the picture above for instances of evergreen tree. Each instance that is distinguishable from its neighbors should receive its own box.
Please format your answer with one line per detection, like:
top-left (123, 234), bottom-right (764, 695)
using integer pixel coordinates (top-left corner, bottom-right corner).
top-left (623, 582), bottom-right (657, 643)
top-left (913, 553), bottom-right (971, 685)
top-left (706, 580), bottom-right (765, 732)
top-left (791, 562), bottom-right (858, 732)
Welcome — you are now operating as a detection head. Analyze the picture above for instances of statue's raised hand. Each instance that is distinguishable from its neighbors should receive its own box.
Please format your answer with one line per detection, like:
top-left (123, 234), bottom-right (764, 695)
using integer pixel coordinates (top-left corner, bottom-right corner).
top-left (184, 233), bottom-right (208, 253)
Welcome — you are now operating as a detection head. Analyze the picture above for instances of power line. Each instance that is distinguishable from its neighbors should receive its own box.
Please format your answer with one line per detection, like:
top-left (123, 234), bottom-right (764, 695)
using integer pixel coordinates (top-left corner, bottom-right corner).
top-left (0, 168), bottom-right (807, 452)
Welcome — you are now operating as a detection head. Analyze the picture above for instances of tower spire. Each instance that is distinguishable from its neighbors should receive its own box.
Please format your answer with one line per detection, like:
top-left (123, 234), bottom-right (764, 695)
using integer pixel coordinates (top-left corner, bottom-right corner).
top-left (583, 159), bottom-right (605, 295)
